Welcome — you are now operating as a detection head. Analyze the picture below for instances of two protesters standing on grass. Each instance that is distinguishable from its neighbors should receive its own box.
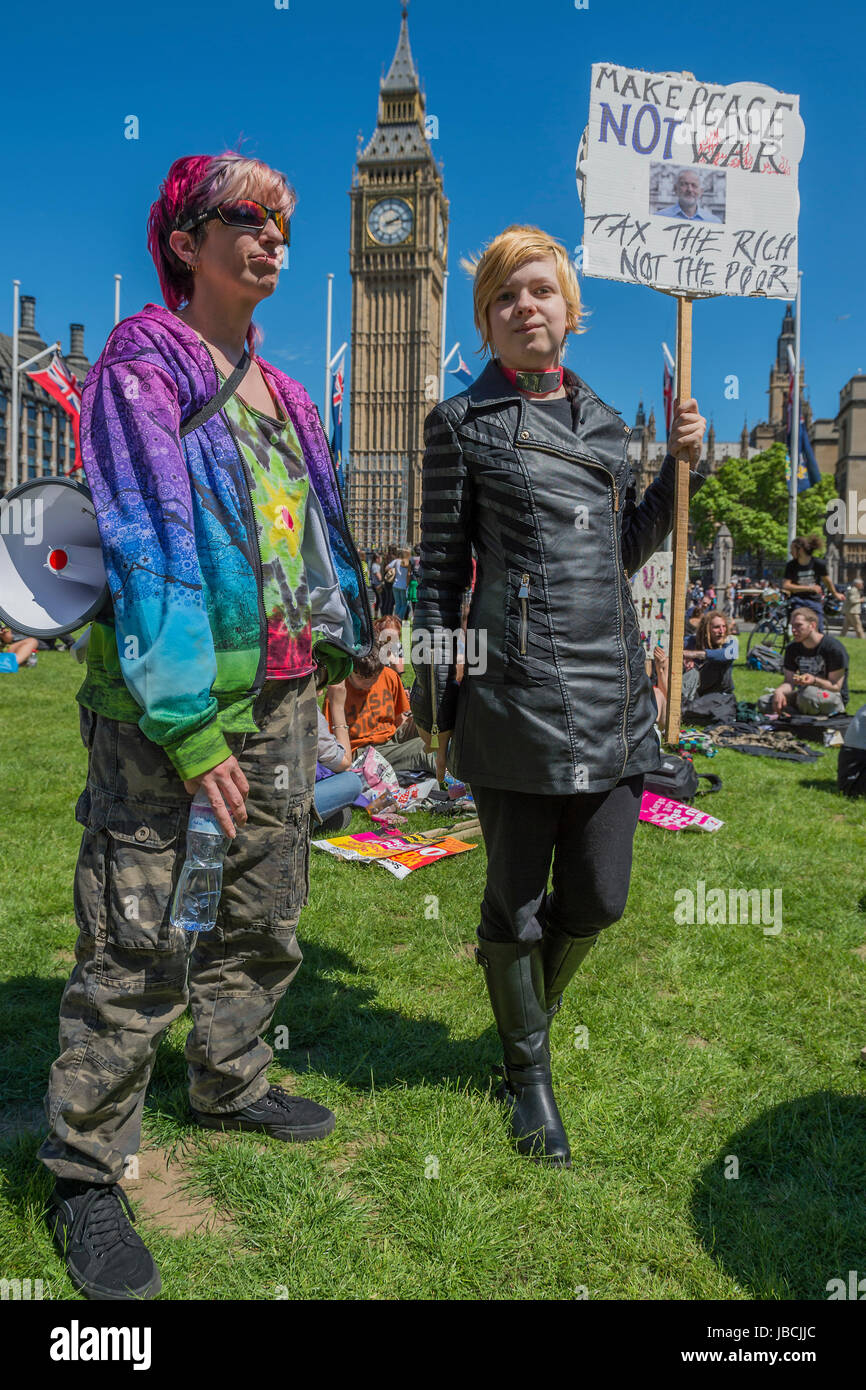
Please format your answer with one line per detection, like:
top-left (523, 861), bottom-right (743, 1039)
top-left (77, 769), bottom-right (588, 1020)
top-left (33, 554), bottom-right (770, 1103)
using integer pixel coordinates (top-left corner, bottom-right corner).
top-left (38, 150), bottom-right (372, 1301)
top-left (411, 225), bottom-right (707, 1168)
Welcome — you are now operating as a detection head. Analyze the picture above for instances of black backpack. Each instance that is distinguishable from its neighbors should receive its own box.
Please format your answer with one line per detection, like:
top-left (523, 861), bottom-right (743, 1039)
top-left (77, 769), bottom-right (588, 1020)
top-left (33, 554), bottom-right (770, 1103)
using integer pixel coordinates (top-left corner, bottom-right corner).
top-left (644, 753), bottom-right (722, 803)
top-left (837, 746), bottom-right (866, 799)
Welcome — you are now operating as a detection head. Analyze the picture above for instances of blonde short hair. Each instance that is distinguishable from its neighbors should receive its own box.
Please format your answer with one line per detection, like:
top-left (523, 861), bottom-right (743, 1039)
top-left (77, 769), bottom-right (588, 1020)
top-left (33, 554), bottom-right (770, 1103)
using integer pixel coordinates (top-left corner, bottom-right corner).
top-left (460, 225), bottom-right (587, 359)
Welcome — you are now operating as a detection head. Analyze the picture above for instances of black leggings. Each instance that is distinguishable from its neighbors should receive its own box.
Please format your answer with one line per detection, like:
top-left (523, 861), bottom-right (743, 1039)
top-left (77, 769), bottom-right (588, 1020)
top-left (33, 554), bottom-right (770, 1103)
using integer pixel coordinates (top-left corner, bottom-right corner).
top-left (472, 775), bottom-right (645, 944)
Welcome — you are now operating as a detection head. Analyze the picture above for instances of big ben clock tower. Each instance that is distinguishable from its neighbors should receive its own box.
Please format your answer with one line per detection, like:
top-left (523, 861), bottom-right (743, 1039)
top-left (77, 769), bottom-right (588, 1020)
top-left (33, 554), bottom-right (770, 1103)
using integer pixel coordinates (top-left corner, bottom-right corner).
top-left (348, 4), bottom-right (448, 549)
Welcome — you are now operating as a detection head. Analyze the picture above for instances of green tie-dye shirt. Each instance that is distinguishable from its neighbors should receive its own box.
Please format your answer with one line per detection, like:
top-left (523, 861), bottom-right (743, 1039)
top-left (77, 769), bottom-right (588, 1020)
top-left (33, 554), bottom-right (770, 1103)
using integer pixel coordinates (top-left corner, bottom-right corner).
top-left (222, 380), bottom-right (313, 679)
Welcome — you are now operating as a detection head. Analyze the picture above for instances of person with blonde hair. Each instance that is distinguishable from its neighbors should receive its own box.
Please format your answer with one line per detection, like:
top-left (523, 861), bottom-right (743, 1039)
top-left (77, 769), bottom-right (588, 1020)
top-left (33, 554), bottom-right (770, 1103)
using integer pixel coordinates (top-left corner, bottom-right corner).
top-left (653, 610), bottom-right (738, 725)
top-left (38, 149), bottom-right (372, 1299)
top-left (411, 224), bottom-right (707, 1167)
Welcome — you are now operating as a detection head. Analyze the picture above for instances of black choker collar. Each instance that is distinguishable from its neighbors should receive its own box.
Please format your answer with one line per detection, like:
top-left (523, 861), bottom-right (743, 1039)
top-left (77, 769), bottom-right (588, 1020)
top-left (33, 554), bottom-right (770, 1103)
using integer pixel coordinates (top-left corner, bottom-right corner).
top-left (497, 362), bottom-right (564, 395)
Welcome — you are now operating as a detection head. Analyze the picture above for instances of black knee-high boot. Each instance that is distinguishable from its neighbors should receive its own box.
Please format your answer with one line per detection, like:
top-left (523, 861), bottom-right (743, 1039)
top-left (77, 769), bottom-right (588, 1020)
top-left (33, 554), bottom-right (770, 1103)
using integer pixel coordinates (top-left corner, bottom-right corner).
top-left (541, 923), bottom-right (600, 1020)
top-left (475, 935), bottom-right (570, 1167)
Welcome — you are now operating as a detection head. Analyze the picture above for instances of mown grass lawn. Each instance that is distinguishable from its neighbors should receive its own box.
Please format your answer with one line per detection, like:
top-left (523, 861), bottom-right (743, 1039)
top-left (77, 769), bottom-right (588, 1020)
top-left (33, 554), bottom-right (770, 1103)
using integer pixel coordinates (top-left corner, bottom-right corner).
top-left (1, 641), bottom-right (864, 1301)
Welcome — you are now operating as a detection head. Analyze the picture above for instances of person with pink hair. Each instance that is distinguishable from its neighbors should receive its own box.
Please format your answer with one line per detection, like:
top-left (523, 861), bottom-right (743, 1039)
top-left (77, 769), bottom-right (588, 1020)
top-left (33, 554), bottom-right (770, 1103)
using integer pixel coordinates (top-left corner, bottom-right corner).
top-left (39, 150), bottom-right (372, 1300)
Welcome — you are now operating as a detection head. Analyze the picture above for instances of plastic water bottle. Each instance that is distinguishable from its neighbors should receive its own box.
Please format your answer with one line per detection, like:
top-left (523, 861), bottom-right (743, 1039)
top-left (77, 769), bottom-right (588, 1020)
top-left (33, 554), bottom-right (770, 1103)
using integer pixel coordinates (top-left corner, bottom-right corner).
top-left (169, 789), bottom-right (232, 932)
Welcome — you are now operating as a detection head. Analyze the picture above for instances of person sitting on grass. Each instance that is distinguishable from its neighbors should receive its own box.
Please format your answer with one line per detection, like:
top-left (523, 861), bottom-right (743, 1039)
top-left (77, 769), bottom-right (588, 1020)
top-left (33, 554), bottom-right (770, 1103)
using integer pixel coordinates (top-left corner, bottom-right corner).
top-left (757, 606), bottom-right (849, 716)
top-left (0, 622), bottom-right (38, 668)
top-left (314, 666), bottom-right (363, 834)
top-left (323, 651), bottom-right (438, 776)
top-left (650, 614), bottom-right (738, 726)
top-left (373, 614), bottom-right (404, 675)
top-left (685, 593), bottom-right (712, 631)
top-left (682, 611), bottom-right (739, 703)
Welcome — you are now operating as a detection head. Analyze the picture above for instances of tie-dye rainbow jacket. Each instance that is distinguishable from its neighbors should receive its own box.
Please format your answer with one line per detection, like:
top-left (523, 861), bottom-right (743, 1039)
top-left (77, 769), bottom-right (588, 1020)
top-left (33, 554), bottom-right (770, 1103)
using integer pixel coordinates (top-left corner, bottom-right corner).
top-left (77, 302), bottom-right (372, 780)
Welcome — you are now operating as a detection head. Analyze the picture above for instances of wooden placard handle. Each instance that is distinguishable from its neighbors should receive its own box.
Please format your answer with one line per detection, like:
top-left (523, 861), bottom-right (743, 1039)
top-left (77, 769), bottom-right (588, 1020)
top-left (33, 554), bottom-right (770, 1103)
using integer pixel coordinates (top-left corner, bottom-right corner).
top-left (663, 295), bottom-right (693, 748)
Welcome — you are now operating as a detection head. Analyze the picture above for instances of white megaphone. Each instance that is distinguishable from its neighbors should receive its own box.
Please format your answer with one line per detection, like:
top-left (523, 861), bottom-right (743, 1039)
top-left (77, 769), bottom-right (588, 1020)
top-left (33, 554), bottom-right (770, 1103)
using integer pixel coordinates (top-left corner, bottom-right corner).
top-left (0, 477), bottom-right (110, 638)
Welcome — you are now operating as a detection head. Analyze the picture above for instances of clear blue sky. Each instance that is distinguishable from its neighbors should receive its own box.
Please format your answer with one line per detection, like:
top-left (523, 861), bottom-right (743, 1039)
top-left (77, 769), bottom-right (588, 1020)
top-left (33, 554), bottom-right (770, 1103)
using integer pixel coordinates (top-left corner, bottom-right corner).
top-left (3, 0), bottom-right (864, 442)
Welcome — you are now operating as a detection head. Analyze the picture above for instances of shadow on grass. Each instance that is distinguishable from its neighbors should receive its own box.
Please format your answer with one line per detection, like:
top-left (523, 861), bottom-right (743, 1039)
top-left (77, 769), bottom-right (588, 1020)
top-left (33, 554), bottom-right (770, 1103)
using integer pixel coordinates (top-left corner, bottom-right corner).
top-left (0, 974), bottom-right (67, 1107)
top-left (0, 940), bottom-right (498, 1140)
top-left (262, 939), bottom-right (494, 1091)
top-left (691, 1091), bottom-right (866, 1300)
top-left (796, 777), bottom-right (842, 793)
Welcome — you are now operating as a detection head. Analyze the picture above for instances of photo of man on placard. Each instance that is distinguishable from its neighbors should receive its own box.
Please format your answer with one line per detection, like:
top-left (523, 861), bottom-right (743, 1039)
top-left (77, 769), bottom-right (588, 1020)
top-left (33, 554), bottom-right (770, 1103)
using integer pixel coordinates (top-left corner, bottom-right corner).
top-left (651, 166), bottom-right (725, 223)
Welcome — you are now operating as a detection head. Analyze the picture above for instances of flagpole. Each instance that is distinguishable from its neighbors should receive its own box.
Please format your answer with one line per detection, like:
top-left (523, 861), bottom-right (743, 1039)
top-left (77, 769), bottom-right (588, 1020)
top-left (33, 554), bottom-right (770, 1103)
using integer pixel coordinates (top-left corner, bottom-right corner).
top-left (438, 271), bottom-right (449, 403)
top-left (114, 274), bottom-right (122, 327)
top-left (442, 342), bottom-right (460, 375)
top-left (324, 273), bottom-right (334, 438)
top-left (10, 280), bottom-right (20, 491)
top-left (788, 271), bottom-right (802, 551)
top-left (12, 340), bottom-right (61, 485)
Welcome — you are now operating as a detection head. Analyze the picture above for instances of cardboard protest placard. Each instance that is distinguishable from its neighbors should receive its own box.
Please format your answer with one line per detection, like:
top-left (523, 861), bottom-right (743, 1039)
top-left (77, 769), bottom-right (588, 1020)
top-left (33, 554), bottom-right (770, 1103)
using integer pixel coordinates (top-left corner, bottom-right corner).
top-left (639, 791), bottom-right (723, 832)
top-left (577, 63), bottom-right (804, 298)
top-left (311, 830), bottom-right (477, 878)
top-left (630, 551), bottom-right (672, 658)
top-left (373, 837), bottom-right (477, 880)
top-left (312, 831), bottom-right (410, 861)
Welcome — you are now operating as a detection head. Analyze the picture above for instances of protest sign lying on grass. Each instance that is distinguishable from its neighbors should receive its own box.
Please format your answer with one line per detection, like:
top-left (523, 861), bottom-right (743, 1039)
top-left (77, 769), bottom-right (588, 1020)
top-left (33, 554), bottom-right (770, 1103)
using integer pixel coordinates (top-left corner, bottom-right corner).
top-left (312, 830), bottom-right (477, 879)
top-left (639, 792), bottom-right (724, 831)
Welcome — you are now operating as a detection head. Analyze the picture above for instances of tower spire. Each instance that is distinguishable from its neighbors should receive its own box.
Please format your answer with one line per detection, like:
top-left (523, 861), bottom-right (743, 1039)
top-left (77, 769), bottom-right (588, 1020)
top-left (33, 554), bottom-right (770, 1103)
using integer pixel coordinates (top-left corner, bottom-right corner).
top-left (383, 3), bottom-right (419, 92)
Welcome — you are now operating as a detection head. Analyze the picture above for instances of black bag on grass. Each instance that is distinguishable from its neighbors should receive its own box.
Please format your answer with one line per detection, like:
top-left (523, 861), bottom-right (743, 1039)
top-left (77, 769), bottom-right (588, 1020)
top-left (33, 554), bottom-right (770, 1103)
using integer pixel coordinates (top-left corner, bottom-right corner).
top-left (837, 747), bottom-right (866, 798)
top-left (644, 753), bottom-right (722, 803)
top-left (681, 691), bottom-right (737, 725)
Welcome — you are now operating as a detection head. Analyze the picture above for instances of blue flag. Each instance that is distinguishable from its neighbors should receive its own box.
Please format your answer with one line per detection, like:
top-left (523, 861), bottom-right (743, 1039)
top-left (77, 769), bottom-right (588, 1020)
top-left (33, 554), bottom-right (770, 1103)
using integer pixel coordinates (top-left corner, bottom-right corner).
top-left (785, 370), bottom-right (822, 492)
top-left (785, 423), bottom-right (822, 494)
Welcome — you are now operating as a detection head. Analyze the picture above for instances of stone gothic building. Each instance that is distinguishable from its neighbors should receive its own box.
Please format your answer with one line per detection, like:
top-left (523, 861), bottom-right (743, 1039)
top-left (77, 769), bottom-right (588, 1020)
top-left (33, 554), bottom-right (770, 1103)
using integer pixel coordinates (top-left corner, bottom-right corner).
top-left (0, 295), bottom-right (91, 491)
top-left (627, 304), bottom-right (865, 582)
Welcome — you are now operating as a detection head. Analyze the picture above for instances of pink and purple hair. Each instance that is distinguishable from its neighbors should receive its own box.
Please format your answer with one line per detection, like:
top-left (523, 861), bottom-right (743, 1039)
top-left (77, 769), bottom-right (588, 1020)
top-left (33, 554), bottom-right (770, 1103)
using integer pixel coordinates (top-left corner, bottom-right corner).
top-left (146, 151), bottom-right (297, 354)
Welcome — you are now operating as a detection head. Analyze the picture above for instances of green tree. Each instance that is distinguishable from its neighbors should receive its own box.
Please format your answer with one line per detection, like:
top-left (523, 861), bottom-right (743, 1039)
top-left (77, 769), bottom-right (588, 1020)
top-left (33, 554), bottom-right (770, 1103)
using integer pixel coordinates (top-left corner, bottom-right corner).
top-left (690, 442), bottom-right (837, 572)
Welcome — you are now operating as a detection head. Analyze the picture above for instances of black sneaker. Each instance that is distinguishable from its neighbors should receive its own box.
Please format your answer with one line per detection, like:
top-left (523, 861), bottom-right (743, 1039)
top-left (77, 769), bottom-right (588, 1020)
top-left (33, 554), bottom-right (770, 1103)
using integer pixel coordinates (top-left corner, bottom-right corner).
top-left (48, 1181), bottom-right (161, 1301)
top-left (318, 805), bottom-right (353, 835)
top-left (191, 1083), bottom-right (335, 1142)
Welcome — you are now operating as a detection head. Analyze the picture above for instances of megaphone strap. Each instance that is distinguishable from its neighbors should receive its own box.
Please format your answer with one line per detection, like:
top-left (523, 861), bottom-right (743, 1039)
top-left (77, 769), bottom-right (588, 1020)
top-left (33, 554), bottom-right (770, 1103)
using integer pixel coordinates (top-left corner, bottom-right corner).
top-left (180, 351), bottom-right (251, 439)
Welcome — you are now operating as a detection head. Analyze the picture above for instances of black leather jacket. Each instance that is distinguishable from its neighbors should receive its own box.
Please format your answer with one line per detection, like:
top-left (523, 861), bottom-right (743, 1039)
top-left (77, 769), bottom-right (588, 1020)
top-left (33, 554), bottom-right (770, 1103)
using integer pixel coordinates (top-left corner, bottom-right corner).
top-left (409, 359), bottom-right (705, 794)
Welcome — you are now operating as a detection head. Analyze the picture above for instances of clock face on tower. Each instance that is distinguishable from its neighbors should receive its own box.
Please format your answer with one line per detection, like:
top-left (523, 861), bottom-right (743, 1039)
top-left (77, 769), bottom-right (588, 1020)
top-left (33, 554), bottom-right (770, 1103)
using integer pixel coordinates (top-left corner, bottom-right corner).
top-left (437, 210), bottom-right (446, 260)
top-left (367, 197), bottom-right (414, 245)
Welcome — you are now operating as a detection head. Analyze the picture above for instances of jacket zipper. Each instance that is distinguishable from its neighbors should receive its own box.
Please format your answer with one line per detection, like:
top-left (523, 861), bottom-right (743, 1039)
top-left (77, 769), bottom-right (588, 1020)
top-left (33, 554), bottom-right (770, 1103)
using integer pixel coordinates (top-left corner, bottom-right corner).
top-left (518, 573), bottom-right (531, 656)
top-left (515, 439), bottom-right (630, 780)
top-left (516, 440), bottom-right (620, 511)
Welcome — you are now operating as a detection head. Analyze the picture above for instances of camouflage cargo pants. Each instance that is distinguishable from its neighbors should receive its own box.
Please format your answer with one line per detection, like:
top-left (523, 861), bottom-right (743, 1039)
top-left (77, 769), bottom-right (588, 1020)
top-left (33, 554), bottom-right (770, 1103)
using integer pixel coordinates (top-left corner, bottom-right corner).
top-left (38, 675), bottom-right (317, 1184)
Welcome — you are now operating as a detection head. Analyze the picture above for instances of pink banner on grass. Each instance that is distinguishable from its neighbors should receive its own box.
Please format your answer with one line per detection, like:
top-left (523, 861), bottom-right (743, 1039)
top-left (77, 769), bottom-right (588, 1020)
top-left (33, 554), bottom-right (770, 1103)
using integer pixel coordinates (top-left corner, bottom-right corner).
top-left (639, 791), bottom-right (723, 832)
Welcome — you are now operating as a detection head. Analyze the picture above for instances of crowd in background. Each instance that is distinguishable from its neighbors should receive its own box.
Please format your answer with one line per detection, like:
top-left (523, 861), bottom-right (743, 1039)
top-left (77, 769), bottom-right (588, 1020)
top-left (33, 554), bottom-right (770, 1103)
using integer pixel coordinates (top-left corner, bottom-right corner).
top-left (365, 546), bottom-right (421, 620)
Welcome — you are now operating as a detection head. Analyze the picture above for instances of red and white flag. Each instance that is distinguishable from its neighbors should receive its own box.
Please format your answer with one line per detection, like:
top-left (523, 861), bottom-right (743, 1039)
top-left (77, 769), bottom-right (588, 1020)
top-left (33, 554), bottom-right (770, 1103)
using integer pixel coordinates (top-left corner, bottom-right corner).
top-left (26, 352), bottom-right (82, 472)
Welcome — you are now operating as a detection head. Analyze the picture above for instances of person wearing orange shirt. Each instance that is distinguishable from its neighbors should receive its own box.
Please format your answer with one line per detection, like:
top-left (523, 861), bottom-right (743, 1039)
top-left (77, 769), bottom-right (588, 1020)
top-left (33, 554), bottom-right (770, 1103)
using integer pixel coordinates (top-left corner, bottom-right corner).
top-left (324, 652), bottom-right (437, 775)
